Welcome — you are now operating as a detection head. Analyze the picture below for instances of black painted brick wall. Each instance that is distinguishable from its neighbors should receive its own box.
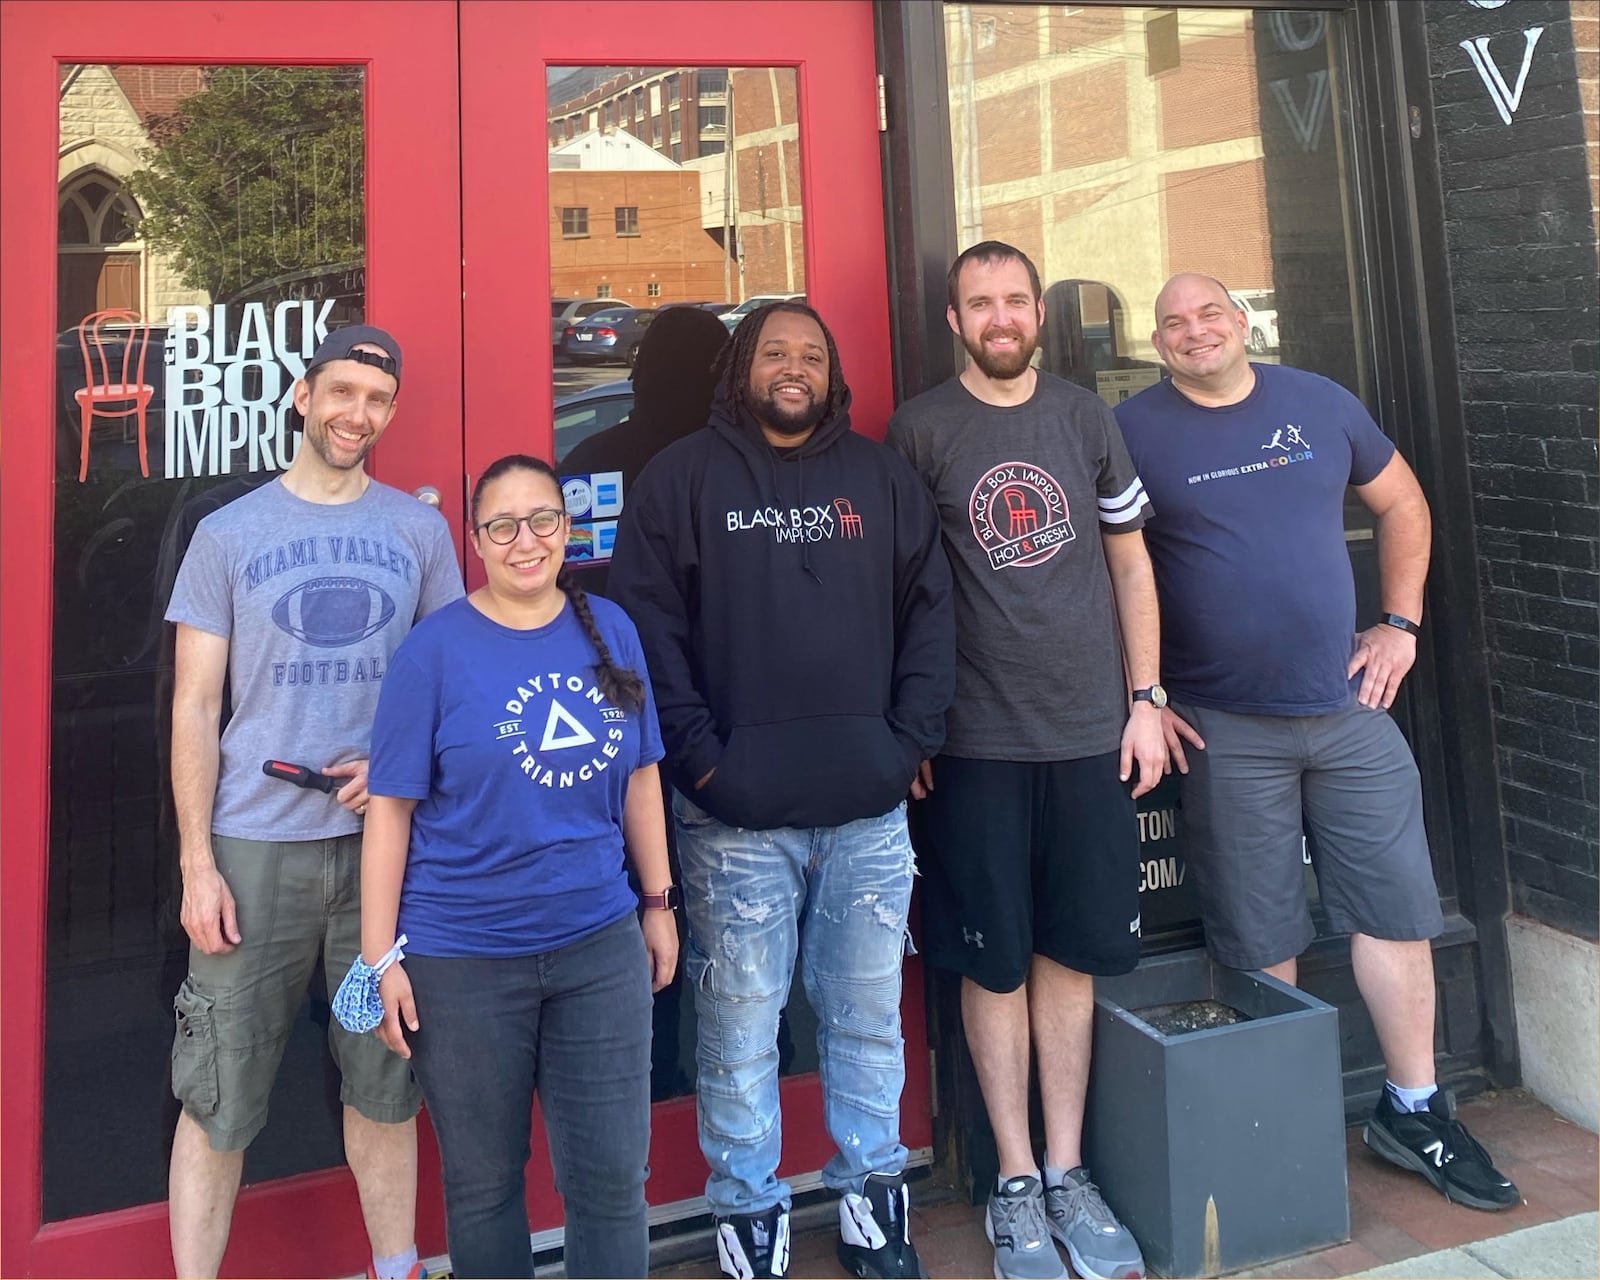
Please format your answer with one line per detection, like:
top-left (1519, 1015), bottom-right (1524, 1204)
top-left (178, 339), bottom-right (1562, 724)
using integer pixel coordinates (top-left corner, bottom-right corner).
top-left (1425, 0), bottom-right (1599, 939)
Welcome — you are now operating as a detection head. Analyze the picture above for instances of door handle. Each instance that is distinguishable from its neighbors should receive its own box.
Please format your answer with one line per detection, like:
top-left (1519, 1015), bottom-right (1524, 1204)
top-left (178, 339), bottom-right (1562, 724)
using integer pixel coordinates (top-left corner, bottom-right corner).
top-left (412, 485), bottom-right (442, 508)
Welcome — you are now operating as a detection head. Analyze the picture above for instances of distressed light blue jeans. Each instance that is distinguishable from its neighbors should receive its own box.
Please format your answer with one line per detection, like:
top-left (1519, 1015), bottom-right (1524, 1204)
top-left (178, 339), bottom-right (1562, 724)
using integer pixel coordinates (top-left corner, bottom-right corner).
top-left (674, 793), bottom-right (914, 1217)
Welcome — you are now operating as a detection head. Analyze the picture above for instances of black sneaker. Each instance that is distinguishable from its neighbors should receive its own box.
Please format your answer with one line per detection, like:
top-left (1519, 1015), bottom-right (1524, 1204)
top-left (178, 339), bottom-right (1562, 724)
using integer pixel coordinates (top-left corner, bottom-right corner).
top-left (837, 1171), bottom-right (926, 1278)
top-left (715, 1205), bottom-right (791, 1279)
top-left (1364, 1089), bottom-right (1521, 1210)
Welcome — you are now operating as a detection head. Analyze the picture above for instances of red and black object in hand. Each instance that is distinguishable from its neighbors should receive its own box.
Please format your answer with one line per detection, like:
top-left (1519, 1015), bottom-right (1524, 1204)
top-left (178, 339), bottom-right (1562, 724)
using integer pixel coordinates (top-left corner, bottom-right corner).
top-left (261, 759), bottom-right (341, 793)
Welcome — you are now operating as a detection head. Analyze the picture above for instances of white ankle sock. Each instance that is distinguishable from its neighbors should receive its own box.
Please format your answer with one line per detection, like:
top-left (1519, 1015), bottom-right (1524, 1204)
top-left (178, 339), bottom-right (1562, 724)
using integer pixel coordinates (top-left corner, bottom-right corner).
top-left (1386, 1080), bottom-right (1438, 1113)
top-left (372, 1246), bottom-right (418, 1279)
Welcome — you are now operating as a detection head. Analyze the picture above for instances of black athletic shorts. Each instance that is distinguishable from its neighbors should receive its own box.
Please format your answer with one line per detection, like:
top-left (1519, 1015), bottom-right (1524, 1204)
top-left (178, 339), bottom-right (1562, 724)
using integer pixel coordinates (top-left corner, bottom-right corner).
top-left (908, 751), bottom-right (1143, 992)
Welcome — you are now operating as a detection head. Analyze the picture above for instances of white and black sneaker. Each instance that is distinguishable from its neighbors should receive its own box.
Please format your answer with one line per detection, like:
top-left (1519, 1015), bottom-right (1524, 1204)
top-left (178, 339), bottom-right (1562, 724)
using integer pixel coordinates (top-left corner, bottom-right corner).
top-left (1364, 1089), bottom-right (1520, 1211)
top-left (838, 1171), bottom-right (926, 1278)
top-left (715, 1205), bottom-right (791, 1279)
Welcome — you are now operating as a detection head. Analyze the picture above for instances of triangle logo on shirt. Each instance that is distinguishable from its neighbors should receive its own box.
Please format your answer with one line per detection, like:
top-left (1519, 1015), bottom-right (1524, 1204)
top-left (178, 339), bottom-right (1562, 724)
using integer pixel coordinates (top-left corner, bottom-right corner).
top-left (539, 700), bottom-right (598, 751)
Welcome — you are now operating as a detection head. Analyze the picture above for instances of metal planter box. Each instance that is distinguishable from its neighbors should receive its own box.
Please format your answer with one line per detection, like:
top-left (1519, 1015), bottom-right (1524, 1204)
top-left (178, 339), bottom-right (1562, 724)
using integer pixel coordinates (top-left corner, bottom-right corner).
top-left (1084, 950), bottom-right (1349, 1277)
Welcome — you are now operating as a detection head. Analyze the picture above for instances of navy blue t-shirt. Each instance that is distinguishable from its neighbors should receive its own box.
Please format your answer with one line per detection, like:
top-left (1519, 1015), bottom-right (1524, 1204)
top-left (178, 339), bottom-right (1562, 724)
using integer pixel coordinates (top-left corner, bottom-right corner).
top-left (1115, 364), bottom-right (1395, 715)
top-left (368, 594), bottom-right (663, 957)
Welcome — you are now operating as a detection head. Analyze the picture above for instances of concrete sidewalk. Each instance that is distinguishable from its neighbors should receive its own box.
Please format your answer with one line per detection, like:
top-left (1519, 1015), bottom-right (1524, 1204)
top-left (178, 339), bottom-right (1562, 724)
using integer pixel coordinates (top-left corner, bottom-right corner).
top-left (1353, 1212), bottom-right (1598, 1279)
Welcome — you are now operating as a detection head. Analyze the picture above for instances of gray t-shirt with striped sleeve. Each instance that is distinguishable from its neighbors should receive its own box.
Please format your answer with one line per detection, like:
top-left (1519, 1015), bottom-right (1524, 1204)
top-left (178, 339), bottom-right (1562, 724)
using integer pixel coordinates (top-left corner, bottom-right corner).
top-left (887, 370), bottom-right (1150, 761)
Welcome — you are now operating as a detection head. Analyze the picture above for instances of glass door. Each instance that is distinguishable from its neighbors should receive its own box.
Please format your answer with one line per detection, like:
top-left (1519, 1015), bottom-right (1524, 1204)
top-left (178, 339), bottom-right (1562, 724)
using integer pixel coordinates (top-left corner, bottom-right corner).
top-left (1, 4), bottom-right (462, 1275)
top-left (457, 0), bottom-right (930, 1232)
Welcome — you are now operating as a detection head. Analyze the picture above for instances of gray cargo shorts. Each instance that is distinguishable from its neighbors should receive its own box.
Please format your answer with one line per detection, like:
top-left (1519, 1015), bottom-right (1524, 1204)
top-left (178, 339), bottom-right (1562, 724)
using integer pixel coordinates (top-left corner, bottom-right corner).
top-left (1171, 699), bottom-right (1445, 970)
top-left (170, 833), bottom-right (421, 1151)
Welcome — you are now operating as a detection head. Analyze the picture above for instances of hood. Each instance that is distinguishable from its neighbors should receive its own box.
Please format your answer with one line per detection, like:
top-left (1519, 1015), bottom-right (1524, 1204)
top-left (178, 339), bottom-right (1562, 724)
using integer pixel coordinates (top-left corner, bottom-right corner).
top-left (704, 377), bottom-right (855, 583)
top-left (706, 377), bottom-right (855, 468)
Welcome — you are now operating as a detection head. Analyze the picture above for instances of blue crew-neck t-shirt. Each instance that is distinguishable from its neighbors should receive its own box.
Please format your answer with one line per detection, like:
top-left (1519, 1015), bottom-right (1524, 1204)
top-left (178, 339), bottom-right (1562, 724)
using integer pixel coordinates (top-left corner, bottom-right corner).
top-left (1115, 364), bottom-right (1395, 716)
top-left (368, 594), bottom-right (663, 957)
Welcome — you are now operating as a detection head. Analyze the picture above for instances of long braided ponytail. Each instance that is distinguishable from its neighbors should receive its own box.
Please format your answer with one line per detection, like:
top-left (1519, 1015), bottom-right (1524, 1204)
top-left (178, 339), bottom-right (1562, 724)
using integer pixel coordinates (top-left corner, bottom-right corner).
top-left (472, 453), bottom-right (647, 714)
top-left (558, 566), bottom-right (645, 713)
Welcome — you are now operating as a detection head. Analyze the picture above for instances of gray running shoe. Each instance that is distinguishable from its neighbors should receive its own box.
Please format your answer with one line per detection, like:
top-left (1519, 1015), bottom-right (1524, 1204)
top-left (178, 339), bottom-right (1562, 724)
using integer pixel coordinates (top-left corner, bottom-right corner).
top-left (985, 1176), bottom-right (1069, 1280)
top-left (1044, 1168), bottom-right (1145, 1280)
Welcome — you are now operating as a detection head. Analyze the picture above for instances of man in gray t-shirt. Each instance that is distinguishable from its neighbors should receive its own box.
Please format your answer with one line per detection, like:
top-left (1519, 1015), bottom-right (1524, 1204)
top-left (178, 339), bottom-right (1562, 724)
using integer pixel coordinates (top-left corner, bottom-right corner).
top-left (888, 244), bottom-right (1168, 1280)
top-left (163, 326), bottom-right (462, 1280)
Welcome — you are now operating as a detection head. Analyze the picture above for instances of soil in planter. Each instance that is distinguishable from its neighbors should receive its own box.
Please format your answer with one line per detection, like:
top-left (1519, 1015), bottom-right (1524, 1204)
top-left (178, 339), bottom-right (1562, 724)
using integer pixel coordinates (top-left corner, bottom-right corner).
top-left (1132, 999), bottom-right (1252, 1035)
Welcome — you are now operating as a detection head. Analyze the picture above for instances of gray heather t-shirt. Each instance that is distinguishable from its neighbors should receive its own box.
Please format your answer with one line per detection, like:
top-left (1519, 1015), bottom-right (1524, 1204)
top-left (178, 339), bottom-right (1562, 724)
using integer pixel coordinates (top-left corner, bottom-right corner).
top-left (887, 371), bottom-right (1150, 761)
top-left (166, 477), bottom-right (464, 841)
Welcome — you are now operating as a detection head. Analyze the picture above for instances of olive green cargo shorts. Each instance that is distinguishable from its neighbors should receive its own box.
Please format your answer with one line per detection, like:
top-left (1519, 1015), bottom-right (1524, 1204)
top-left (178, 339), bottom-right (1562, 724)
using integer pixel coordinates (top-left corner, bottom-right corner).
top-left (170, 833), bottom-right (421, 1151)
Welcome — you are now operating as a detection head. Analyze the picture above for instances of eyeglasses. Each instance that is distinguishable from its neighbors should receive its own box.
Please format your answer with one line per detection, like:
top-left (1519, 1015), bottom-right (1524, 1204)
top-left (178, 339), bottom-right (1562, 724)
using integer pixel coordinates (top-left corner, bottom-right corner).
top-left (475, 509), bottom-right (565, 544)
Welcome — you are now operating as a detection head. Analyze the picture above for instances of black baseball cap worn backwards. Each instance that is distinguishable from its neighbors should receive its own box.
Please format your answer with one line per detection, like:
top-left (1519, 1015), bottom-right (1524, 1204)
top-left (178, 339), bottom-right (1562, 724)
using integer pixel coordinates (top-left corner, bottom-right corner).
top-left (306, 323), bottom-right (403, 387)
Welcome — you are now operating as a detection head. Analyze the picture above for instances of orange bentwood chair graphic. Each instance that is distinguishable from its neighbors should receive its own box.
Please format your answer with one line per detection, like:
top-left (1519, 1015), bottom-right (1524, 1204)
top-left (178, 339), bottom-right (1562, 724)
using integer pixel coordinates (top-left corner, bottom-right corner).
top-left (833, 496), bottom-right (864, 538)
top-left (76, 309), bottom-right (155, 482)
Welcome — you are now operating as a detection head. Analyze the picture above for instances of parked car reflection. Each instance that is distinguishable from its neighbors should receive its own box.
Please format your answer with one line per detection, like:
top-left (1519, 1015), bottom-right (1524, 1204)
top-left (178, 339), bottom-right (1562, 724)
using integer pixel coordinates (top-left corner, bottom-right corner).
top-left (1230, 289), bottom-right (1280, 354)
top-left (554, 377), bottom-right (633, 457)
top-left (551, 297), bottom-right (628, 351)
top-left (560, 306), bottom-right (658, 366)
top-left (719, 292), bottom-right (806, 331)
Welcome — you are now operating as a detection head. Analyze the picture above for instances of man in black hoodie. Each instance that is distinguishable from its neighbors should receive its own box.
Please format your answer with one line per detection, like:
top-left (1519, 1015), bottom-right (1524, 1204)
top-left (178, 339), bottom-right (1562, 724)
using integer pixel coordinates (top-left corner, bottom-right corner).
top-left (610, 303), bottom-right (955, 1280)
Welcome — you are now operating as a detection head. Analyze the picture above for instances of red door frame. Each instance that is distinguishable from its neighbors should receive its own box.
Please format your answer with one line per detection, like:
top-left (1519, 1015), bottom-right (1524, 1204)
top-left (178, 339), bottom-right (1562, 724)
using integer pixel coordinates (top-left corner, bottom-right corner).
top-left (0, 4), bottom-right (463, 1275)
top-left (457, 0), bottom-right (927, 1215)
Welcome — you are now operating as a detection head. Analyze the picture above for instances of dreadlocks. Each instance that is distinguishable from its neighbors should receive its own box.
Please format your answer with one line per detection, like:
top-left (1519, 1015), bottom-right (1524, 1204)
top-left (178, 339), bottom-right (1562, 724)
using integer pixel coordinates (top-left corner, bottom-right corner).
top-left (712, 301), bottom-right (850, 429)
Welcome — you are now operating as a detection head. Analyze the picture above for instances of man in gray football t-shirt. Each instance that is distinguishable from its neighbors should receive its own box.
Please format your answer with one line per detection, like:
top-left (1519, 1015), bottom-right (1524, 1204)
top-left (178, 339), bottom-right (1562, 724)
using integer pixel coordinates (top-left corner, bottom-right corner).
top-left (888, 244), bottom-right (1169, 1280)
top-left (167, 478), bottom-right (461, 841)
top-left (162, 326), bottom-right (462, 1280)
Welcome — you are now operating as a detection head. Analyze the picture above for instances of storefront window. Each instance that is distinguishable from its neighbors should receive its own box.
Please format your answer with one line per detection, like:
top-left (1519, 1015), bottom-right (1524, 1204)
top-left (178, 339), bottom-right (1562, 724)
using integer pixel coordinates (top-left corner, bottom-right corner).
top-left (49, 62), bottom-right (367, 1220)
top-left (945, 4), bottom-right (1367, 402)
top-left (944, 5), bottom-right (1377, 925)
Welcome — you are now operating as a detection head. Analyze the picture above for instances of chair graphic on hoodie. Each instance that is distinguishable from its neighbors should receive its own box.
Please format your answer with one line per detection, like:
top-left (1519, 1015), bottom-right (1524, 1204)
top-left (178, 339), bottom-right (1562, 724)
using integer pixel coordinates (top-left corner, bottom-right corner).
top-left (833, 497), bottom-right (864, 539)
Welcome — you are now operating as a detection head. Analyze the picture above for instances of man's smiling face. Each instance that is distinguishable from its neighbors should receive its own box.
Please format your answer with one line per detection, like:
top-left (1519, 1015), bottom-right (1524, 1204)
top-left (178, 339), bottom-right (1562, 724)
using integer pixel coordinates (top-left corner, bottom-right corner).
top-left (748, 309), bottom-right (831, 440)
top-left (1151, 274), bottom-right (1251, 391)
top-left (948, 255), bottom-right (1043, 381)
top-left (293, 343), bottom-right (400, 472)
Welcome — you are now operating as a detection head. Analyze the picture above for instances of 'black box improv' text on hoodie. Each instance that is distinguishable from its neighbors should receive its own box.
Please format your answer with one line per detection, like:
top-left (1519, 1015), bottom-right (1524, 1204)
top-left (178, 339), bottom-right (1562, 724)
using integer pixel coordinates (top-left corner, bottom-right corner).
top-left (609, 386), bottom-right (955, 831)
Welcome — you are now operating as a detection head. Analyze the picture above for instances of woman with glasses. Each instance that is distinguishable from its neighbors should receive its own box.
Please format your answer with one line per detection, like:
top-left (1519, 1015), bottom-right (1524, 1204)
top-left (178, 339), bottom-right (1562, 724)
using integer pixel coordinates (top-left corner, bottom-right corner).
top-left (357, 453), bottom-right (677, 1278)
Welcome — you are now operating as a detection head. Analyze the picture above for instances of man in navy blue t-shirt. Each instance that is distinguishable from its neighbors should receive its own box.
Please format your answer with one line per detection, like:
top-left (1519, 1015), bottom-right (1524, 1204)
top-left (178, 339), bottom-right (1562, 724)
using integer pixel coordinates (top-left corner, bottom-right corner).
top-left (1117, 273), bottom-right (1518, 1213)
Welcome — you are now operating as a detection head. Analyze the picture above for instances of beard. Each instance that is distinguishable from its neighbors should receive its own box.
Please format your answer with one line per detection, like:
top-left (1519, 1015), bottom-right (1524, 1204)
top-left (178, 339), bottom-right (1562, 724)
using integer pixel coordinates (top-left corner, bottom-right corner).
top-left (962, 323), bottom-right (1038, 380)
top-left (752, 383), bottom-right (828, 437)
top-left (302, 416), bottom-right (374, 470)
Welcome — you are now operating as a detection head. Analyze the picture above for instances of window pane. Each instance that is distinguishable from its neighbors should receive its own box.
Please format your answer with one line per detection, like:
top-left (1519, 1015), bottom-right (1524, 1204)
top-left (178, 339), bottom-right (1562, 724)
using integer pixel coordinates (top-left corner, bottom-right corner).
top-left (944, 5), bottom-right (1384, 936)
top-left (100, 195), bottom-right (140, 244)
top-left (52, 62), bottom-right (368, 1221)
top-left (544, 66), bottom-right (810, 1103)
top-left (945, 5), bottom-right (1367, 400)
top-left (58, 198), bottom-right (90, 245)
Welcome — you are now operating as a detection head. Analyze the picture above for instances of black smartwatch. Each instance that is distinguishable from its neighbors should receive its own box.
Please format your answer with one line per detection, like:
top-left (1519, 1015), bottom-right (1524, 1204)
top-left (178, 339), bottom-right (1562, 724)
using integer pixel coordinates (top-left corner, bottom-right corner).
top-left (1378, 613), bottom-right (1421, 636)
top-left (1132, 685), bottom-right (1169, 709)
top-left (640, 885), bottom-right (680, 911)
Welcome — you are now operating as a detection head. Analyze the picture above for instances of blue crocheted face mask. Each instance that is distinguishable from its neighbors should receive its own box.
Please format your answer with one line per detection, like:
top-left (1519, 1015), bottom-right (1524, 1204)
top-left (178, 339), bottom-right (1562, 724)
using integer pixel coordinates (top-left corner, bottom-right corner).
top-left (331, 936), bottom-right (408, 1034)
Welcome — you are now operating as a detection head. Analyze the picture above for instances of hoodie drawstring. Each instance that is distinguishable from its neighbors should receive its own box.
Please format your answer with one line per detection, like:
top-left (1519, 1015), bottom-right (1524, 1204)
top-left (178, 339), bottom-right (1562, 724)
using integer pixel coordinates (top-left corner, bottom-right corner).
top-left (767, 449), bottom-right (822, 585)
top-left (797, 453), bottom-right (820, 585)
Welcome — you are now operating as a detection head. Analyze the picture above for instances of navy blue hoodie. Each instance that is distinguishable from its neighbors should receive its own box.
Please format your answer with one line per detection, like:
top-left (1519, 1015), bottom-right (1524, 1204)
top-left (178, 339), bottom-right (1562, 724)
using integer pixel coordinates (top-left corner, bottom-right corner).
top-left (609, 384), bottom-right (955, 831)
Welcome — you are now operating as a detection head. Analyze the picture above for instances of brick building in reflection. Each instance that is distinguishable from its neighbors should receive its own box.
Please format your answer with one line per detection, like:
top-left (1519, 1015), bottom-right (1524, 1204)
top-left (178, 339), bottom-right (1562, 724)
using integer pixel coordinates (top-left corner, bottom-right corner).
top-left (546, 66), bottom-right (806, 306)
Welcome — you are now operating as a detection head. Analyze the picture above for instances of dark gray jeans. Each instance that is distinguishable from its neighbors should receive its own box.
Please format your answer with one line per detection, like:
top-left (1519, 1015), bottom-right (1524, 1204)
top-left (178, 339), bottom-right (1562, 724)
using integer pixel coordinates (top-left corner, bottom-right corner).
top-left (405, 915), bottom-right (653, 1278)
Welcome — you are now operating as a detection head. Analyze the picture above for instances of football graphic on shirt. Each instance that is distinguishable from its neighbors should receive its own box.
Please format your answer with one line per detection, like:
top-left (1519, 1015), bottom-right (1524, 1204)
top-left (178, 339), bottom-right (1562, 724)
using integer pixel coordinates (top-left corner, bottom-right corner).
top-left (271, 576), bottom-right (396, 647)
